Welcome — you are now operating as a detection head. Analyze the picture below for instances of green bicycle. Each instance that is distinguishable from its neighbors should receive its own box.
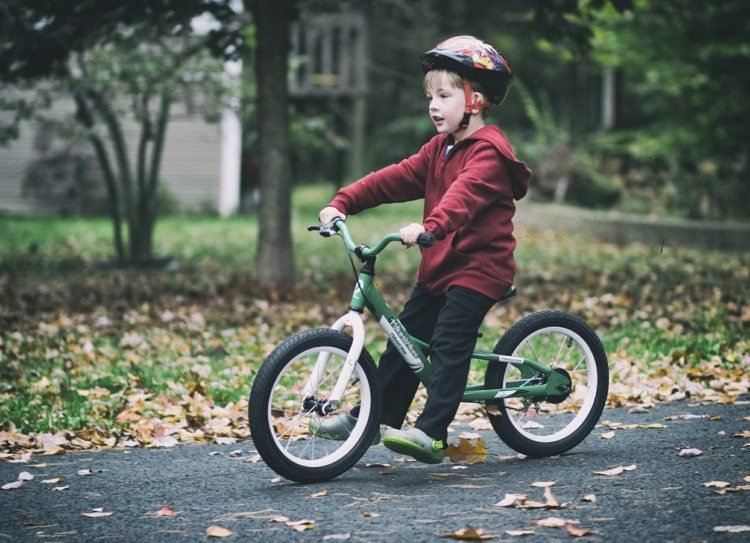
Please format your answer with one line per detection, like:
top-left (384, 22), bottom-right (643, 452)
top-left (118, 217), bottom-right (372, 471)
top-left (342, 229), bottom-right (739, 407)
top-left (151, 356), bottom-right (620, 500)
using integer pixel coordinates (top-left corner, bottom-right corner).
top-left (249, 219), bottom-right (609, 483)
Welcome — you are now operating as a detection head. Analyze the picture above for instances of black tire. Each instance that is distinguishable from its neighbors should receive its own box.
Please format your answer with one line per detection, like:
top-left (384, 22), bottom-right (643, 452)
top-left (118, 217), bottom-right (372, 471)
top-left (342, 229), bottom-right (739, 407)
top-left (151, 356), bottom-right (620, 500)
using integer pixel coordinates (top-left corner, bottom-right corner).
top-left (484, 310), bottom-right (609, 457)
top-left (249, 329), bottom-right (380, 483)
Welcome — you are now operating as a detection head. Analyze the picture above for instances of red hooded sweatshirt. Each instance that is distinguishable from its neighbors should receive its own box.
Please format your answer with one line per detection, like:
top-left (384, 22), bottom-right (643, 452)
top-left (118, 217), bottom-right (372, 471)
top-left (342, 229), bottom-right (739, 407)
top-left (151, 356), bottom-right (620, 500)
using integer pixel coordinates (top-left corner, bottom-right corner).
top-left (329, 125), bottom-right (532, 301)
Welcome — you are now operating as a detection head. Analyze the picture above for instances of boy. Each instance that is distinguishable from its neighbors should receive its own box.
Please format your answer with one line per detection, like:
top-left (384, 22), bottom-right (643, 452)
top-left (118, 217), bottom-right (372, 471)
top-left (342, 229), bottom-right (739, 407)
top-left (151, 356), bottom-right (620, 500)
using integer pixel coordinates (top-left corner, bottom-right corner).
top-left (316, 36), bottom-right (531, 463)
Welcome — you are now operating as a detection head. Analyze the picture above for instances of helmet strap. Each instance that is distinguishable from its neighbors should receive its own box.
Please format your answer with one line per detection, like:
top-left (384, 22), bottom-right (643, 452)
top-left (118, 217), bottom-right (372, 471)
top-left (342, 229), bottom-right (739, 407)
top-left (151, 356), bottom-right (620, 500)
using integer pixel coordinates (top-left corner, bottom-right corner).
top-left (459, 79), bottom-right (491, 129)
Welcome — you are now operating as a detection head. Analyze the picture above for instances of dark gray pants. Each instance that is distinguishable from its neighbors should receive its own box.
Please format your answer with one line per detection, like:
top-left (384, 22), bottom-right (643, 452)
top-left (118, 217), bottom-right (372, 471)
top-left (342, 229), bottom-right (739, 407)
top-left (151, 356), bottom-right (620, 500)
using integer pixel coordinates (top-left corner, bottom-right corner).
top-left (378, 283), bottom-right (495, 443)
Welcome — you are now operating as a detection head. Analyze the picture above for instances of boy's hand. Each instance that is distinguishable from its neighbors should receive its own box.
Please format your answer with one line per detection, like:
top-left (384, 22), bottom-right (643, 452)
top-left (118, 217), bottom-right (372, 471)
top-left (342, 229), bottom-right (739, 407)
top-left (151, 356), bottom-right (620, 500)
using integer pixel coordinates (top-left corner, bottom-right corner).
top-left (319, 206), bottom-right (346, 225)
top-left (400, 223), bottom-right (425, 247)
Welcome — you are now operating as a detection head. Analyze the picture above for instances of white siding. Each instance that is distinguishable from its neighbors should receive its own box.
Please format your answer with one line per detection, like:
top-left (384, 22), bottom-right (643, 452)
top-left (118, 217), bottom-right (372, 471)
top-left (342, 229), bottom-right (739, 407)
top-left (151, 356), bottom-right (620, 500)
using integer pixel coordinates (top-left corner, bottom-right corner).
top-left (0, 99), bottom-right (233, 215)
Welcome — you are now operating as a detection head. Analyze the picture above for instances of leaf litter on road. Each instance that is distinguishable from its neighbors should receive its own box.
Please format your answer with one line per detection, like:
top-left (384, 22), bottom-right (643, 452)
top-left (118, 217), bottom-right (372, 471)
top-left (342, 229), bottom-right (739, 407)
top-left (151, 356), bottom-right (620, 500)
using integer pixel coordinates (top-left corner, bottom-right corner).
top-left (438, 525), bottom-right (495, 541)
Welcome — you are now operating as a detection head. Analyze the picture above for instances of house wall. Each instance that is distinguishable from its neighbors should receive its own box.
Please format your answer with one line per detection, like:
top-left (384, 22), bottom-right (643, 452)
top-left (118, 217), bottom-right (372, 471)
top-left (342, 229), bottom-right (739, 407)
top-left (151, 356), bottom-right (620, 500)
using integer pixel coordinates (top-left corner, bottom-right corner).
top-left (0, 99), bottom-right (236, 215)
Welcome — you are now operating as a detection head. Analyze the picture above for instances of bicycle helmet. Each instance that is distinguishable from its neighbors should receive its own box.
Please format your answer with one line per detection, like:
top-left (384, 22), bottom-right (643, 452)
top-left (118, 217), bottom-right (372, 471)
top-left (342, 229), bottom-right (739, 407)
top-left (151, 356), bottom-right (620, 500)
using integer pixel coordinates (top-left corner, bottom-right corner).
top-left (421, 35), bottom-right (513, 128)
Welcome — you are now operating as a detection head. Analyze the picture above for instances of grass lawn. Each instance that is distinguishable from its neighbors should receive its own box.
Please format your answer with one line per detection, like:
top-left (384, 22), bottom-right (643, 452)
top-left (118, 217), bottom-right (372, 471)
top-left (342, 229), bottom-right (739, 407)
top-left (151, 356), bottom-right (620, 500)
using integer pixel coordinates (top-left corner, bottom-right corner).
top-left (0, 184), bottom-right (748, 454)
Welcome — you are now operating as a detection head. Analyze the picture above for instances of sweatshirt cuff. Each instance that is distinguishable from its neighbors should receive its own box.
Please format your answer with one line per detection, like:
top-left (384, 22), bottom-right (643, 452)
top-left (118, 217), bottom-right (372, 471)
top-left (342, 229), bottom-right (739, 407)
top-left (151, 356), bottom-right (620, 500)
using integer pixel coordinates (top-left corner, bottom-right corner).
top-left (422, 217), bottom-right (445, 240)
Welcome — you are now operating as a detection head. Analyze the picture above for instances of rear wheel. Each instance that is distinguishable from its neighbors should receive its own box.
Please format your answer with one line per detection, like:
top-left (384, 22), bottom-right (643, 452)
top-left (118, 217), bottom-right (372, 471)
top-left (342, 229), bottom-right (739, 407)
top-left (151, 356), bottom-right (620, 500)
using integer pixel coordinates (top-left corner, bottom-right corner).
top-left (249, 329), bottom-right (380, 483)
top-left (484, 310), bottom-right (608, 457)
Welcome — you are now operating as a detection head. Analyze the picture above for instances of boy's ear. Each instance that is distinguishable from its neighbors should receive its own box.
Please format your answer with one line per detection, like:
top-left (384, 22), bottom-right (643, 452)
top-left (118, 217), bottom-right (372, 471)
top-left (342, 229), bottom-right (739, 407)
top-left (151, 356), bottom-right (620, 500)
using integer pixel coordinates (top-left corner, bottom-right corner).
top-left (470, 92), bottom-right (490, 113)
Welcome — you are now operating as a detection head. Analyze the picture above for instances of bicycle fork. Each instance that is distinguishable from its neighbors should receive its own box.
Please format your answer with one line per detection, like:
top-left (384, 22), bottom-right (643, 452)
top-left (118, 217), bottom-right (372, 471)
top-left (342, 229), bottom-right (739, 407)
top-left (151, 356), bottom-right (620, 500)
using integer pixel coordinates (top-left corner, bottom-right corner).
top-left (302, 310), bottom-right (365, 414)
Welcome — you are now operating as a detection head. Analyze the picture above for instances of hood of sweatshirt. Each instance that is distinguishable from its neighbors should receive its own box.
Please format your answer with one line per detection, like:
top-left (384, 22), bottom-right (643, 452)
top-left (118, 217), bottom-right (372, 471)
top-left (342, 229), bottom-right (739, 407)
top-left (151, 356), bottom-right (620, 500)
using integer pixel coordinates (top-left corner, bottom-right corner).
top-left (460, 125), bottom-right (531, 200)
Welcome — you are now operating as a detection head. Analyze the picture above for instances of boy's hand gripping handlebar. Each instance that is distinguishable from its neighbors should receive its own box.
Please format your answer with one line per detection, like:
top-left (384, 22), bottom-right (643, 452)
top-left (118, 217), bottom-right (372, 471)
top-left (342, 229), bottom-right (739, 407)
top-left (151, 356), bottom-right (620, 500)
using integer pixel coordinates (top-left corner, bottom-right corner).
top-left (308, 219), bottom-right (435, 259)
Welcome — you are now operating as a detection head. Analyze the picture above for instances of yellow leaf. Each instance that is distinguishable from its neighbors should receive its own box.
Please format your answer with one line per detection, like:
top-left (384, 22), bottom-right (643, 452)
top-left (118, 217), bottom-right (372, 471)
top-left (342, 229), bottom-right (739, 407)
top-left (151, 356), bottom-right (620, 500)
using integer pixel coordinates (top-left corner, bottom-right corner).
top-left (310, 490), bottom-right (327, 498)
top-left (444, 436), bottom-right (487, 464)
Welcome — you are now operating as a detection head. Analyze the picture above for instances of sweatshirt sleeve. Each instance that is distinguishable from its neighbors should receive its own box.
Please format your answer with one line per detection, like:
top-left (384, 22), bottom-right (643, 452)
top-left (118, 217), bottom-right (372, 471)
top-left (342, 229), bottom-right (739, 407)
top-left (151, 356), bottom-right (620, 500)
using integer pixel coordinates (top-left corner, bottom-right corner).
top-left (422, 142), bottom-right (512, 239)
top-left (329, 140), bottom-right (433, 215)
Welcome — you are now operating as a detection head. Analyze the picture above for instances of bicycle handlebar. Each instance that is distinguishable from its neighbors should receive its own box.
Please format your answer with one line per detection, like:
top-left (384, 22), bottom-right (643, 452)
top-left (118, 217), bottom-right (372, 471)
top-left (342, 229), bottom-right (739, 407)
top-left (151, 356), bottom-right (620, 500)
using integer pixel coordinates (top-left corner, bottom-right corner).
top-left (308, 219), bottom-right (435, 259)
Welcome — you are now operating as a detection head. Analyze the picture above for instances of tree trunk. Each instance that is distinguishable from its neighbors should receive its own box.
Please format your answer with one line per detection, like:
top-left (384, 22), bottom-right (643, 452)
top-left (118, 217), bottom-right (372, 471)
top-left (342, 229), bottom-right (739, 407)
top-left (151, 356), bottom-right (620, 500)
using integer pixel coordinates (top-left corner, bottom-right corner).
top-left (73, 91), bottom-right (126, 261)
top-left (252, 0), bottom-right (295, 285)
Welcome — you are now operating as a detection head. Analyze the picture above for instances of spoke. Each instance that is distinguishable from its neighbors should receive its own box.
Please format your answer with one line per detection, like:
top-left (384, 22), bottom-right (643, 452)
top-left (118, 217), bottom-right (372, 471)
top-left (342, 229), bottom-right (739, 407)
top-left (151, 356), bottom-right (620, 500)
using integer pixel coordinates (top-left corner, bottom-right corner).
top-left (571, 353), bottom-right (587, 373)
top-left (553, 335), bottom-right (569, 366)
top-left (518, 340), bottom-right (540, 365)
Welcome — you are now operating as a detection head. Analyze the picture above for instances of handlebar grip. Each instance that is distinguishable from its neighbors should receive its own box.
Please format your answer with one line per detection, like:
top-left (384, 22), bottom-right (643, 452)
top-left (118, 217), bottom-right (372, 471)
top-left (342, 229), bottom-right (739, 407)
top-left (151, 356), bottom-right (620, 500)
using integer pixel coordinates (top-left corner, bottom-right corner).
top-left (417, 232), bottom-right (435, 247)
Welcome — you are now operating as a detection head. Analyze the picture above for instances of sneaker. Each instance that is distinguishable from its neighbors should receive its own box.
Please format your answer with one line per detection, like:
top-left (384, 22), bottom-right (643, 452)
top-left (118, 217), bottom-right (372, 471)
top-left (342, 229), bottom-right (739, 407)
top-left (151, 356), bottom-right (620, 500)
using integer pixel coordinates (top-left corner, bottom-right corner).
top-left (308, 413), bottom-right (381, 445)
top-left (382, 427), bottom-right (444, 464)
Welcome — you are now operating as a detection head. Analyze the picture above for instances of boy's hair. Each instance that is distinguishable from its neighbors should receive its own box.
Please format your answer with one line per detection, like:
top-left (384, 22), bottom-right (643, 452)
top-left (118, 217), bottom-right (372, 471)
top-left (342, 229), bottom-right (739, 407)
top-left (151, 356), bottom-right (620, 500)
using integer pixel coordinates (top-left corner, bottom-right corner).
top-left (423, 69), bottom-right (489, 116)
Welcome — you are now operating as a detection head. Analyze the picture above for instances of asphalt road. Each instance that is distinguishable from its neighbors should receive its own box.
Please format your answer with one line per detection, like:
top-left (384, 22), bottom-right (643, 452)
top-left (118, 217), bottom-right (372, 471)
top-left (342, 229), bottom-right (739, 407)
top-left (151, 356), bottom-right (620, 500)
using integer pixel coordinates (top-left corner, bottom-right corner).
top-left (1, 399), bottom-right (748, 543)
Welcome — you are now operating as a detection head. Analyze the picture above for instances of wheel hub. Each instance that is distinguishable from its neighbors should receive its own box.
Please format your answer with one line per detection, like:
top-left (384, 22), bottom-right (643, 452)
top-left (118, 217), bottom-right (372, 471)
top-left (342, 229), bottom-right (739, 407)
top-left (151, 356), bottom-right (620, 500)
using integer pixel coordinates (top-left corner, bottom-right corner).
top-left (545, 367), bottom-right (572, 404)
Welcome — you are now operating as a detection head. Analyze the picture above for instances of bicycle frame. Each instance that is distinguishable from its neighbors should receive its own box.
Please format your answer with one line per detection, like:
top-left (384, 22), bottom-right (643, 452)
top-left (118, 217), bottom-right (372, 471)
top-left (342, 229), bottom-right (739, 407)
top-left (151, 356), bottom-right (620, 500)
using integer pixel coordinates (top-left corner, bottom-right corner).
top-left (305, 222), bottom-right (572, 412)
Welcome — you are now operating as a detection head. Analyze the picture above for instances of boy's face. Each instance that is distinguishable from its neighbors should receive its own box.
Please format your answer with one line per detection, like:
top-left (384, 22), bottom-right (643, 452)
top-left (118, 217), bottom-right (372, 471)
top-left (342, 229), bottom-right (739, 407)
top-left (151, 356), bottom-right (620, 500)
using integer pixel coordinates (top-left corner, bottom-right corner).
top-left (425, 71), bottom-right (467, 136)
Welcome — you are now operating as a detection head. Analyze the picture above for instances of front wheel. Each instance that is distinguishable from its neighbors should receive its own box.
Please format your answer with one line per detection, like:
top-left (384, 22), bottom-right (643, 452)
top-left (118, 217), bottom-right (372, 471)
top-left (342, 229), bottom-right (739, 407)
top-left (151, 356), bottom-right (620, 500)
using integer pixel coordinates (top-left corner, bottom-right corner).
top-left (249, 329), bottom-right (380, 483)
top-left (484, 310), bottom-right (609, 457)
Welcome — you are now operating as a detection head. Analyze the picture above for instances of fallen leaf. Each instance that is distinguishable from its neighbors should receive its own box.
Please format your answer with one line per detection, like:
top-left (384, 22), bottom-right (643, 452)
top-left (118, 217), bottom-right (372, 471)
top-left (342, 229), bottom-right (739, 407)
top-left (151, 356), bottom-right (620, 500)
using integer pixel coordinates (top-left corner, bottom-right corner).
top-left (323, 534), bottom-right (352, 541)
top-left (77, 469), bottom-right (94, 476)
top-left (52, 485), bottom-right (69, 491)
top-left (41, 477), bottom-right (64, 484)
top-left (495, 494), bottom-right (526, 507)
top-left (566, 522), bottom-right (594, 537)
top-left (713, 485), bottom-right (750, 495)
top-left (438, 525), bottom-right (495, 540)
top-left (543, 486), bottom-right (560, 508)
top-left (678, 448), bottom-right (703, 457)
top-left (531, 481), bottom-right (556, 488)
top-left (7, 451), bottom-right (32, 463)
top-left (443, 435), bottom-right (487, 464)
top-left (582, 494), bottom-right (597, 503)
top-left (17, 471), bottom-right (34, 481)
top-left (206, 525), bottom-right (233, 538)
top-left (469, 418), bottom-right (493, 431)
top-left (600, 431), bottom-right (615, 440)
top-left (310, 490), bottom-right (327, 498)
top-left (497, 488), bottom-right (566, 510)
top-left (713, 525), bottom-right (750, 533)
top-left (82, 508), bottom-right (113, 518)
top-left (593, 464), bottom-right (636, 476)
top-left (536, 517), bottom-right (568, 528)
top-left (703, 481), bottom-right (730, 488)
top-left (732, 430), bottom-right (750, 438)
top-left (505, 529), bottom-right (535, 536)
top-left (287, 519), bottom-right (316, 532)
top-left (270, 515), bottom-right (316, 531)
top-left (1, 479), bottom-right (25, 490)
top-left (639, 423), bottom-right (667, 429)
top-left (153, 506), bottom-right (179, 517)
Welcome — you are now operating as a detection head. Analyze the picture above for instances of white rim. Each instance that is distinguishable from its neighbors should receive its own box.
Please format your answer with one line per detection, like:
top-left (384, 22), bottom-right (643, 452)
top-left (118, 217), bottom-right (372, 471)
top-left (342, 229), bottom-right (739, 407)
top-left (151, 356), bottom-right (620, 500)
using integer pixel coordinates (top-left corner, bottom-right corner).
top-left (505, 326), bottom-right (598, 443)
top-left (267, 346), bottom-right (371, 467)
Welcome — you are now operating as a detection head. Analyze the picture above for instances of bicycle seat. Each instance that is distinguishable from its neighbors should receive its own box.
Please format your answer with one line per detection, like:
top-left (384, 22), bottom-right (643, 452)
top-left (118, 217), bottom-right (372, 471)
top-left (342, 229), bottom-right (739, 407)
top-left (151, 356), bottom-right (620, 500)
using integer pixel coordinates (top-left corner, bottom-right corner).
top-left (501, 284), bottom-right (517, 301)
